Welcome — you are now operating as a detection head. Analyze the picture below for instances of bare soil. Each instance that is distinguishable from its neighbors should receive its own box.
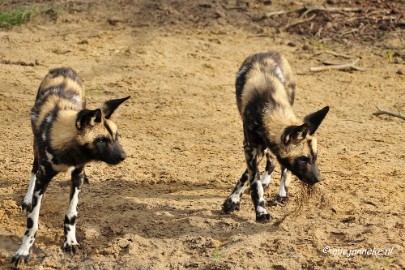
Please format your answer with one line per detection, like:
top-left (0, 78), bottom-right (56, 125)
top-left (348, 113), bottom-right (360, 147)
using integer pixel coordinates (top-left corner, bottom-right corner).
top-left (0, 1), bottom-right (404, 269)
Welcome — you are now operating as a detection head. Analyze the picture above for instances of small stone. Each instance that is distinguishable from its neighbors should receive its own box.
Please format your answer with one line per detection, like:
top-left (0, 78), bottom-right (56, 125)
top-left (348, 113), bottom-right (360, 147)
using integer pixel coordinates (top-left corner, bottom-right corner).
top-left (394, 56), bottom-right (402, 64)
top-left (78, 39), bottom-right (89, 45)
top-left (199, 3), bottom-right (212, 8)
top-left (107, 17), bottom-right (122, 26)
top-left (117, 238), bottom-right (130, 249)
top-left (206, 239), bottom-right (221, 249)
top-left (287, 41), bottom-right (296, 47)
top-left (397, 69), bottom-right (404, 75)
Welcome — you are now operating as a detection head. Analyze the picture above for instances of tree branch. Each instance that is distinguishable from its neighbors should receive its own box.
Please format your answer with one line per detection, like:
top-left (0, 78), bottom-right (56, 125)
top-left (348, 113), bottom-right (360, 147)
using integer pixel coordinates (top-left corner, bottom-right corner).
top-left (264, 6), bottom-right (362, 19)
top-left (1, 59), bottom-right (37, 67)
top-left (309, 58), bottom-right (364, 72)
top-left (280, 14), bottom-right (317, 31)
top-left (373, 107), bottom-right (405, 121)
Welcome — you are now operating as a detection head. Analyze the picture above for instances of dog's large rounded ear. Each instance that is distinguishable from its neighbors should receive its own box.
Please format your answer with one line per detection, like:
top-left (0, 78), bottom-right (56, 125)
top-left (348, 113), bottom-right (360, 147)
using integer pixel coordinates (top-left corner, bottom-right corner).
top-left (304, 106), bottom-right (329, 135)
top-left (102, 96), bottom-right (130, 119)
top-left (76, 109), bottom-right (102, 130)
top-left (282, 124), bottom-right (309, 145)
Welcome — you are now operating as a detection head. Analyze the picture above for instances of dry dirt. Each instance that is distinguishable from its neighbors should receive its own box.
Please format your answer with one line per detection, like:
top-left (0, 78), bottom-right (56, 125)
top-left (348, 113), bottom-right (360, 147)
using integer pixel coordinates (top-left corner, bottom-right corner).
top-left (0, 0), bottom-right (404, 269)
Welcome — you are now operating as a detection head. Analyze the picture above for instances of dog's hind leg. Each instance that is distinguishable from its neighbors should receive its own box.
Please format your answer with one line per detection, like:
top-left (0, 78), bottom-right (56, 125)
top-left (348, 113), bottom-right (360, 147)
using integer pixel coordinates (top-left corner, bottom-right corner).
top-left (63, 166), bottom-right (86, 254)
top-left (261, 148), bottom-right (275, 190)
top-left (223, 169), bottom-right (249, 213)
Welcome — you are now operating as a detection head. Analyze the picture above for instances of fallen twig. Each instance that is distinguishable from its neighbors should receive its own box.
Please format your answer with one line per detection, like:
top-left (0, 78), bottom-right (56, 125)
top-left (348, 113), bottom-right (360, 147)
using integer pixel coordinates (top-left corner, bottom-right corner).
top-left (312, 50), bottom-right (353, 60)
top-left (373, 107), bottom-right (405, 121)
top-left (300, 6), bottom-right (362, 18)
top-left (264, 6), bottom-right (362, 19)
top-left (309, 58), bottom-right (363, 72)
top-left (320, 60), bottom-right (344, 65)
top-left (324, 50), bottom-right (353, 59)
top-left (280, 14), bottom-right (316, 31)
top-left (1, 59), bottom-right (37, 66)
top-left (340, 28), bottom-right (359, 37)
top-left (264, 8), bottom-right (303, 18)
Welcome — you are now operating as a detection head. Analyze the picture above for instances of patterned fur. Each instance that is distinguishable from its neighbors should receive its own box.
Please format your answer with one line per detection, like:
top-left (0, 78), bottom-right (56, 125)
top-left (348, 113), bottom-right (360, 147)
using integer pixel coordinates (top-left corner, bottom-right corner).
top-left (12, 67), bottom-right (129, 265)
top-left (223, 52), bottom-right (329, 222)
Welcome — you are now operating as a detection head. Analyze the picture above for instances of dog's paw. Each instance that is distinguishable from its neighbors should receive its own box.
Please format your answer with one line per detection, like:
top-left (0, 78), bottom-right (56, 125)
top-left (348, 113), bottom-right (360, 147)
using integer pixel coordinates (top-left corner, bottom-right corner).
top-left (21, 201), bottom-right (32, 212)
top-left (11, 253), bottom-right (30, 266)
top-left (63, 242), bottom-right (80, 255)
top-left (222, 198), bottom-right (240, 214)
top-left (256, 213), bottom-right (271, 223)
top-left (275, 195), bottom-right (289, 205)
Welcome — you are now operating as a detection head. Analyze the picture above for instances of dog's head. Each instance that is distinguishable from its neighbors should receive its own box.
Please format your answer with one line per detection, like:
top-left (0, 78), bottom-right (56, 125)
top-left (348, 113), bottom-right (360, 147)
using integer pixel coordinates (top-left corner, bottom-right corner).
top-left (75, 96), bottom-right (130, 165)
top-left (278, 106), bottom-right (329, 185)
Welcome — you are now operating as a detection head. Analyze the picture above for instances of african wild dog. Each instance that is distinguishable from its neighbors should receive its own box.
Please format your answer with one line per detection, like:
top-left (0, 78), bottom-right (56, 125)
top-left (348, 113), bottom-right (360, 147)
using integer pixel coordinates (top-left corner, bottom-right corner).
top-left (12, 67), bottom-right (130, 265)
top-left (223, 51), bottom-right (329, 222)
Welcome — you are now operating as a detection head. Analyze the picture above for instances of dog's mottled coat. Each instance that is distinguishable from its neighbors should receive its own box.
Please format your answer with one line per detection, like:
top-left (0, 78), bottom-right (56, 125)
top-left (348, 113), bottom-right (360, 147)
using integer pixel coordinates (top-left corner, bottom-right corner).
top-left (12, 67), bottom-right (129, 265)
top-left (223, 51), bottom-right (329, 222)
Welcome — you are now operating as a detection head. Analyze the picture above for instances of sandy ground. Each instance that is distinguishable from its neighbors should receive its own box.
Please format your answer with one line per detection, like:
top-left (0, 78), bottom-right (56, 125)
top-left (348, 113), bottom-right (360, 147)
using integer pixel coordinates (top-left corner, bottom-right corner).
top-left (0, 0), bottom-right (404, 269)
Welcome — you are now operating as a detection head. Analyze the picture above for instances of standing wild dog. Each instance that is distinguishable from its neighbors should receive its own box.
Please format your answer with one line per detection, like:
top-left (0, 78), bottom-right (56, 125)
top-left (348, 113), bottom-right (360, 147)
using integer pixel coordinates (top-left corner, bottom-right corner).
top-left (223, 51), bottom-right (329, 222)
top-left (12, 67), bottom-right (130, 265)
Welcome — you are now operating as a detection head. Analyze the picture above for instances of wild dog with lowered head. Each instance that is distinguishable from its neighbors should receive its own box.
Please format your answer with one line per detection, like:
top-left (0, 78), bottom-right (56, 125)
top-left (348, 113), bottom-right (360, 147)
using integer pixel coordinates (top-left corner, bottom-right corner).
top-left (12, 67), bottom-right (130, 265)
top-left (223, 51), bottom-right (329, 223)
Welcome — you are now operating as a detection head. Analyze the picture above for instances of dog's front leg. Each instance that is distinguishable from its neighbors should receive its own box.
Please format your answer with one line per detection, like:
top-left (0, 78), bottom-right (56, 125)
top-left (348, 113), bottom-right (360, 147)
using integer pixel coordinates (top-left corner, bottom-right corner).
top-left (12, 168), bottom-right (55, 265)
top-left (22, 155), bottom-right (39, 212)
top-left (63, 166), bottom-right (85, 254)
top-left (245, 143), bottom-right (271, 223)
top-left (276, 167), bottom-right (290, 204)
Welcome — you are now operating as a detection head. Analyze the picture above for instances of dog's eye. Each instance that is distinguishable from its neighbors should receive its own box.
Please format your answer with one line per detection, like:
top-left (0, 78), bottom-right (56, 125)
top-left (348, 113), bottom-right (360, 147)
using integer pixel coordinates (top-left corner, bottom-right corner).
top-left (96, 137), bottom-right (109, 144)
top-left (298, 156), bottom-right (310, 163)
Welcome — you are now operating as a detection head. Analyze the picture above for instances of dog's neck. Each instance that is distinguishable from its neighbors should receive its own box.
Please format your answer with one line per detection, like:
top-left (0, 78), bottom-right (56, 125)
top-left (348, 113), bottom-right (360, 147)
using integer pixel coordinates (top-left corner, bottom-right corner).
top-left (262, 105), bottom-right (300, 155)
top-left (49, 110), bottom-right (79, 151)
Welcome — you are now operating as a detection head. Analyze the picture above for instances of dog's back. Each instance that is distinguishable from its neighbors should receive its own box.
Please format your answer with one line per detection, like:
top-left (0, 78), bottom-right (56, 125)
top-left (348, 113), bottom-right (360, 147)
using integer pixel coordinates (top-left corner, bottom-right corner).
top-left (235, 52), bottom-right (297, 139)
top-left (31, 67), bottom-right (85, 133)
top-left (236, 51), bottom-right (295, 112)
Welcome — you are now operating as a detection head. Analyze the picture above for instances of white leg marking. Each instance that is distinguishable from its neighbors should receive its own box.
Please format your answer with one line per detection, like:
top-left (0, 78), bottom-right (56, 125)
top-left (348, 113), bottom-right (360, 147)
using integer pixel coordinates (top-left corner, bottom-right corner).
top-left (261, 148), bottom-right (273, 188)
top-left (23, 174), bottom-right (36, 206)
top-left (229, 193), bottom-right (241, 204)
top-left (261, 170), bottom-right (271, 188)
top-left (252, 172), bottom-right (264, 197)
top-left (256, 205), bottom-right (268, 215)
top-left (15, 191), bottom-right (43, 257)
top-left (64, 187), bottom-right (80, 246)
top-left (229, 175), bottom-right (249, 202)
top-left (252, 173), bottom-right (267, 214)
top-left (67, 187), bottom-right (79, 219)
top-left (278, 168), bottom-right (289, 197)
